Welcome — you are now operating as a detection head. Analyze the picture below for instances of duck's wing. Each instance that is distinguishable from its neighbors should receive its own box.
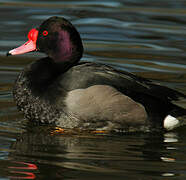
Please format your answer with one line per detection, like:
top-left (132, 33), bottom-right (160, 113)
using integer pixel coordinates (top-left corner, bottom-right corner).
top-left (60, 62), bottom-right (186, 104)
top-left (114, 68), bottom-right (186, 102)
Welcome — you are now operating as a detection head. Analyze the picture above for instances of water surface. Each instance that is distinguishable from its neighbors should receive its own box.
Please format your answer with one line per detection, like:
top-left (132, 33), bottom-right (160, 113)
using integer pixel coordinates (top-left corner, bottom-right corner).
top-left (1, 0), bottom-right (186, 179)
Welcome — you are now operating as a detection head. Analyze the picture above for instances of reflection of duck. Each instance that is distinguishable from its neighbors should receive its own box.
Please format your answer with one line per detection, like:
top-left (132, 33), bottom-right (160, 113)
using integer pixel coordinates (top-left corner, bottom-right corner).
top-left (8, 128), bottom-right (169, 178)
top-left (8, 128), bottom-right (69, 179)
top-left (8, 161), bottom-right (37, 179)
top-left (7, 16), bottom-right (186, 132)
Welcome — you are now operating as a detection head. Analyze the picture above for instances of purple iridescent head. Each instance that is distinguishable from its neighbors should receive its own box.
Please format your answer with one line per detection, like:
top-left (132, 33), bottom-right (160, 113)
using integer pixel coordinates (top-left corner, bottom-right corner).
top-left (8, 16), bottom-right (84, 63)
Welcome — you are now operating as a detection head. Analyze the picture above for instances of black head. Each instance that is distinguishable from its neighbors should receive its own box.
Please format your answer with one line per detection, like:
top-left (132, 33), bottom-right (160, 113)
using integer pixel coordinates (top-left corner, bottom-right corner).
top-left (8, 16), bottom-right (84, 63)
top-left (37, 16), bottom-right (83, 62)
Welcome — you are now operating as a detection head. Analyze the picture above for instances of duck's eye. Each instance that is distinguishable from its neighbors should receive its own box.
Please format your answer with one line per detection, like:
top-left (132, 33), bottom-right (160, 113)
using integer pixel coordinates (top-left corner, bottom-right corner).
top-left (43, 30), bottom-right (48, 36)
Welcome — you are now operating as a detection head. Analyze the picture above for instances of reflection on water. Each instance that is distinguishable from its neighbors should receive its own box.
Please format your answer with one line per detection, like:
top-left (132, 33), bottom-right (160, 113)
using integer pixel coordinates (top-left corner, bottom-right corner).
top-left (1, 128), bottom-right (186, 179)
top-left (1, 0), bottom-right (186, 179)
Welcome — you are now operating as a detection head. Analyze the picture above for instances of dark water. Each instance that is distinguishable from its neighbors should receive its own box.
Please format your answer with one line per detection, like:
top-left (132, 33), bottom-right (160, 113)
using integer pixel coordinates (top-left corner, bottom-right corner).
top-left (1, 0), bottom-right (186, 179)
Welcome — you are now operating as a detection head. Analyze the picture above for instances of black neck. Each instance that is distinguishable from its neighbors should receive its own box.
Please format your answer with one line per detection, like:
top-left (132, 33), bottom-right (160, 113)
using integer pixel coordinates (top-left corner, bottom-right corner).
top-left (25, 57), bottom-right (78, 95)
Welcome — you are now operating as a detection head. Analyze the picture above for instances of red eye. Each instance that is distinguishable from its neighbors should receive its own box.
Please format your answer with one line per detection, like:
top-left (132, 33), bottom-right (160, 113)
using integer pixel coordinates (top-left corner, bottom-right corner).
top-left (43, 30), bottom-right (48, 36)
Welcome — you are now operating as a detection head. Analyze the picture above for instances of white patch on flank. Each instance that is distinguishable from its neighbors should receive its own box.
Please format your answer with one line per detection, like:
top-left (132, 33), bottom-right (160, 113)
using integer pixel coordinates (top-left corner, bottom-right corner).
top-left (163, 115), bottom-right (180, 131)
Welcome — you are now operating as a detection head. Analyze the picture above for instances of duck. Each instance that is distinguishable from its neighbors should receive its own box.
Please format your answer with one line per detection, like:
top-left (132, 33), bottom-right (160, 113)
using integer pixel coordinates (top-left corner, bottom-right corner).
top-left (7, 16), bottom-right (186, 132)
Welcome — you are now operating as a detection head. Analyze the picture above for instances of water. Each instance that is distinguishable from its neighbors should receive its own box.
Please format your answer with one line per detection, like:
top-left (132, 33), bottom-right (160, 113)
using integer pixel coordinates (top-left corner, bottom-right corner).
top-left (1, 0), bottom-right (186, 179)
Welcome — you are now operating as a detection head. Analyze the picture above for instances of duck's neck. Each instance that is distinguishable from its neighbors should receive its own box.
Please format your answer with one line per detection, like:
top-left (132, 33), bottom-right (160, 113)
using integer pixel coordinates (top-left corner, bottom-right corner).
top-left (25, 57), bottom-right (78, 95)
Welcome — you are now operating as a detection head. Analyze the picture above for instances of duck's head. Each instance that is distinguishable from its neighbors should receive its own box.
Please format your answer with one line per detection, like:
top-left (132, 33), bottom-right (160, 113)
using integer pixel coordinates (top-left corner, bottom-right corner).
top-left (7, 16), bottom-right (83, 63)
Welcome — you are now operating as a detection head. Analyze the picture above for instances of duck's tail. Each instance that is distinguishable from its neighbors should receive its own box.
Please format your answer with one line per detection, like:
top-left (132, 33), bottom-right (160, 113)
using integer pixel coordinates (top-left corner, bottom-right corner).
top-left (164, 106), bottom-right (186, 130)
